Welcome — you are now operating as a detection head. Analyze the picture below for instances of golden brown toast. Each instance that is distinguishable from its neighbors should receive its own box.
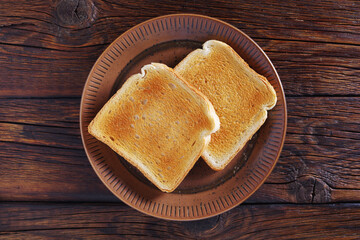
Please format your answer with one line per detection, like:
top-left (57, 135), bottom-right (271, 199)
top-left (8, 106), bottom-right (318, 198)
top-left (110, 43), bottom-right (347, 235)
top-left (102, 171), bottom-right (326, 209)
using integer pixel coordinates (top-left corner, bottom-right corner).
top-left (175, 40), bottom-right (277, 170)
top-left (88, 63), bottom-right (220, 192)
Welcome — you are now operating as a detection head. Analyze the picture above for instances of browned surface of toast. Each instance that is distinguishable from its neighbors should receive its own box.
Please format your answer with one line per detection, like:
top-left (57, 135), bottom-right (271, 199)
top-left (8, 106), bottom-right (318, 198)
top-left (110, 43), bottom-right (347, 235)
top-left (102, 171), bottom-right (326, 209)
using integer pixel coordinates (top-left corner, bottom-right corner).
top-left (88, 63), bottom-right (219, 192)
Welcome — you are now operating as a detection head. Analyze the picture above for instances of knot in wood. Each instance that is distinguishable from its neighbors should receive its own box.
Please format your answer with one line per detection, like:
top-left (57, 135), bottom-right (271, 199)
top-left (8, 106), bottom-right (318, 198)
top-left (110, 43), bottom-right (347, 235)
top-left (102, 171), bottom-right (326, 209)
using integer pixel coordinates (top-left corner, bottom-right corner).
top-left (291, 176), bottom-right (331, 203)
top-left (312, 178), bottom-right (331, 203)
top-left (55, 0), bottom-right (96, 26)
top-left (294, 176), bottom-right (316, 203)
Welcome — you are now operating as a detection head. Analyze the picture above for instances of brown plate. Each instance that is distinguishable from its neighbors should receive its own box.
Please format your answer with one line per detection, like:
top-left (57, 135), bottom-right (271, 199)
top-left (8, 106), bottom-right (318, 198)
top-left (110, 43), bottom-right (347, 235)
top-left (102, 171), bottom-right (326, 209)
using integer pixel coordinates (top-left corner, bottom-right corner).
top-left (80, 14), bottom-right (287, 221)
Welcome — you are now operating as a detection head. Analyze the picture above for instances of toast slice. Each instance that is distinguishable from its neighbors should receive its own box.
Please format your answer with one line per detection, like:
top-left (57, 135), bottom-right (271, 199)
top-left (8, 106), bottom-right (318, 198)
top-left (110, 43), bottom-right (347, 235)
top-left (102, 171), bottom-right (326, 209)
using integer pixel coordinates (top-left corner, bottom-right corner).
top-left (88, 63), bottom-right (220, 192)
top-left (175, 40), bottom-right (277, 170)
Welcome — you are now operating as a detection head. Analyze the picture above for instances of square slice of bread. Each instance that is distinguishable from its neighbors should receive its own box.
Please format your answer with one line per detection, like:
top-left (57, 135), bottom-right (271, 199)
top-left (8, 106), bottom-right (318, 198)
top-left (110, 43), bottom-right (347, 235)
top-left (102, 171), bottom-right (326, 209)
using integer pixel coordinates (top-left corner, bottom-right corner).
top-left (175, 40), bottom-right (277, 170)
top-left (88, 63), bottom-right (220, 192)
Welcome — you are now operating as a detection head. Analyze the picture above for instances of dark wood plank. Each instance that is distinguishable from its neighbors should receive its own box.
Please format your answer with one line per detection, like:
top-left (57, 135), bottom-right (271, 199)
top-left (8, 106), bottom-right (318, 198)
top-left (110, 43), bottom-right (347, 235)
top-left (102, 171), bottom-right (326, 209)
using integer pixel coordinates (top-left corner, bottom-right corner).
top-left (1, 0), bottom-right (359, 48)
top-left (0, 98), bottom-right (79, 128)
top-left (0, 97), bottom-right (359, 203)
top-left (249, 96), bottom-right (360, 203)
top-left (0, 142), bottom-right (117, 202)
top-left (0, 98), bottom-right (116, 201)
top-left (258, 39), bottom-right (360, 96)
top-left (1, 0), bottom-right (360, 97)
top-left (0, 203), bottom-right (359, 239)
top-left (0, 44), bottom-right (100, 97)
top-left (0, 98), bottom-right (82, 149)
top-left (1, 40), bottom-right (359, 97)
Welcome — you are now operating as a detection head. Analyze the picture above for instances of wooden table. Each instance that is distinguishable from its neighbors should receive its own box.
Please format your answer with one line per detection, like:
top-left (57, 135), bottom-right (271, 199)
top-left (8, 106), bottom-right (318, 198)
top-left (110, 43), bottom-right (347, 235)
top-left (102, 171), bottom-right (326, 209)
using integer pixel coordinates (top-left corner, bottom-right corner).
top-left (1, 0), bottom-right (359, 239)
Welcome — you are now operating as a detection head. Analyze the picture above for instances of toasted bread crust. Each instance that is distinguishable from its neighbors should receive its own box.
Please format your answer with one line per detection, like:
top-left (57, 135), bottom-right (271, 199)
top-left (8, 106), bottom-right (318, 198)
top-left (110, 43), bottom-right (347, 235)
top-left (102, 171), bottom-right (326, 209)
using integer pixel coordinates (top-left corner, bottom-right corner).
top-left (175, 40), bottom-right (277, 170)
top-left (89, 63), bottom-right (219, 192)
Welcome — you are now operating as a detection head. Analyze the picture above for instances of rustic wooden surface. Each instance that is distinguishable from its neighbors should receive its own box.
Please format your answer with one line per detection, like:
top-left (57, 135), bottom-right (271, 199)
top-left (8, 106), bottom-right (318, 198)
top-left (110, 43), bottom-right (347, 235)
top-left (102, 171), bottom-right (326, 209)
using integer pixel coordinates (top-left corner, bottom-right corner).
top-left (0, 0), bottom-right (359, 238)
top-left (1, 203), bottom-right (360, 239)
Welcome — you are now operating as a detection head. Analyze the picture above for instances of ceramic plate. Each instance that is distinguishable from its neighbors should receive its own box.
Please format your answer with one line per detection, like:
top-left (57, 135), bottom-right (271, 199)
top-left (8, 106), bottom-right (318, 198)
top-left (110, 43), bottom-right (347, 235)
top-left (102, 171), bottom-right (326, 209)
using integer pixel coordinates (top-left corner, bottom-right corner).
top-left (80, 14), bottom-right (287, 220)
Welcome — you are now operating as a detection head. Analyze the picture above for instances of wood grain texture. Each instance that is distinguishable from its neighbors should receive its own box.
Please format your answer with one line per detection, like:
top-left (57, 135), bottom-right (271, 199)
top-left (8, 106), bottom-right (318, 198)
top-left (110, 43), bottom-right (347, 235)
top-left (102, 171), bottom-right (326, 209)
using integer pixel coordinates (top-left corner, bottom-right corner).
top-left (0, 98), bottom-right (117, 201)
top-left (1, 0), bottom-right (359, 236)
top-left (0, 203), bottom-right (359, 239)
top-left (1, 0), bottom-right (359, 47)
top-left (0, 0), bottom-right (360, 97)
top-left (1, 97), bottom-right (358, 203)
top-left (250, 96), bottom-right (360, 203)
